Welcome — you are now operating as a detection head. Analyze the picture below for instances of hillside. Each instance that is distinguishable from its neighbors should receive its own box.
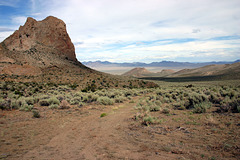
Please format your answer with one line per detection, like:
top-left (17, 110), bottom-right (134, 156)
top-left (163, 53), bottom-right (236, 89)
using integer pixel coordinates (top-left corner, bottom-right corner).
top-left (122, 68), bottom-right (175, 78)
top-left (169, 62), bottom-right (240, 79)
top-left (122, 68), bottom-right (152, 77)
top-left (0, 16), bottom-right (157, 89)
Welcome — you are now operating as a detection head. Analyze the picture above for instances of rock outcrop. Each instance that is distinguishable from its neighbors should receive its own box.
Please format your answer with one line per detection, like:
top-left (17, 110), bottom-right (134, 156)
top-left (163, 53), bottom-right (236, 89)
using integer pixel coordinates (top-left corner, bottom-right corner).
top-left (0, 16), bottom-right (158, 89)
top-left (3, 16), bottom-right (76, 61)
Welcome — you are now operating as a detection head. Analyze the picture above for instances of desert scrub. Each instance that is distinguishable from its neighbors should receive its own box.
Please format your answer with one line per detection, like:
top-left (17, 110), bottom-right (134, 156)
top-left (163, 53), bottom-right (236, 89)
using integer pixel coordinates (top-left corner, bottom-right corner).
top-left (19, 101), bottom-right (33, 111)
top-left (70, 98), bottom-right (81, 105)
top-left (32, 110), bottom-right (40, 118)
top-left (174, 101), bottom-right (186, 110)
top-left (78, 102), bottom-right (85, 108)
top-left (0, 98), bottom-right (11, 110)
top-left (142, 115), bottom-right (159, 126)
top-left (39, 99), bottom-right (50, 106)
top-left (193, 101), bottom-right (212, 113)
top-left (100, 113), bottom-right (107, 117)
top-left (97, 96), bottom-right (114, 105)
top-left (25, 97), bottom-right (34, 105)
top-left (149, 105), bottom-right (161, 112)
top-left (48, 97), bottom-right (60, 105)
top-left (114, 96), bottom-right (125, 103)
top-left (86, 93), bottom-right (99, 102)
top-left (49, 104), bottom-right (59, 109)
top-left (186, 93), bottom-right (209, 109)
top-left (162, 108), bottom-right (170, 114)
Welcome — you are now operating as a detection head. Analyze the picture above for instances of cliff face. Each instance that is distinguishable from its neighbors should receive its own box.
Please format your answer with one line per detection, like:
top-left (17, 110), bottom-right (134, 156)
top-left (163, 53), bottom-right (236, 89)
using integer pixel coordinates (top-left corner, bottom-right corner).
top-left (3, 16), bottom-right (76, 61)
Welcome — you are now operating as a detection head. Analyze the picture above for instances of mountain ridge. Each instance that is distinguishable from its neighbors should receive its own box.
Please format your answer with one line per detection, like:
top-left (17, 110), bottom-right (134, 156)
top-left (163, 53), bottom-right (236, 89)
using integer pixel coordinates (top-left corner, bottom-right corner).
top-left (83, 60), bottom-right (240, 68)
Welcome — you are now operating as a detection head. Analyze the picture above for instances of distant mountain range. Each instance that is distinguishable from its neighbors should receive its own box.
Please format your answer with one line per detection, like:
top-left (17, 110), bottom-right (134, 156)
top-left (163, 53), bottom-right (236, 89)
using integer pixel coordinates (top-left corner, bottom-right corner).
top-left (122, 62), bottom-right (240, 80)
top-left (83, 60), bottom-right (240, 68)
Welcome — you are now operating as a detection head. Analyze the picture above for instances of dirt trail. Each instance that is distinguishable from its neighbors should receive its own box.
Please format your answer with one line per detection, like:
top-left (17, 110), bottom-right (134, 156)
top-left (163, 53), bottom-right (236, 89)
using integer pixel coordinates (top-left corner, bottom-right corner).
top-left (21, 99), bottom-right (171, 160)
top-left (2, 96), bottom-right (239, 160)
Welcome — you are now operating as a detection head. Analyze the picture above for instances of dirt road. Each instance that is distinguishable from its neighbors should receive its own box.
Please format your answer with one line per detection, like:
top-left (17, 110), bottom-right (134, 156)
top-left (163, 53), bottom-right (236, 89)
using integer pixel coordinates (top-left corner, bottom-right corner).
top-left (20, 100), bottom-right (173, 160)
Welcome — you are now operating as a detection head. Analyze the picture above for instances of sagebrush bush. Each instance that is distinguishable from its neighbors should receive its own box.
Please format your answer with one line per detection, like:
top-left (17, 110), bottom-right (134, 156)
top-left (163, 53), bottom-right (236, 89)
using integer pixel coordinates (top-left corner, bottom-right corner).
top-left (97, 96), bottom-right (114, 105)
top-left (78, 102), bottom-right (85, 108)
top-left (162, 108), bottom-right (170, 114)
top-left (70, 98), bottom-right (80, 105)
top-left (32, 110), bottom-right (40, 118)
top-left (49, 104), bottom-right (59, 109)
top-left (193, 101), bottom-right (212, 113)
top-left (150, 105), bottom-right (161, 112)
top-left (114, 96), bottom-right (125, 103)
top-left (25, 97), bottom-right (34, 105)
top-left (0, 98), bottom-right (11, 110)
top-left (39, 99), bottom-right (50, 106)
top-left (19, 101), bottom-right (33, 111)
top-left (142, 115), bottom-right (157, 125)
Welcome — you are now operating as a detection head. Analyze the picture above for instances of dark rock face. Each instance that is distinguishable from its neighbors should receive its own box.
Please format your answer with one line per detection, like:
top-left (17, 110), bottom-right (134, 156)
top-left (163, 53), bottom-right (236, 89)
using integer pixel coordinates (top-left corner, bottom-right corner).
top-left (3, 16), bottom-right (76, 61)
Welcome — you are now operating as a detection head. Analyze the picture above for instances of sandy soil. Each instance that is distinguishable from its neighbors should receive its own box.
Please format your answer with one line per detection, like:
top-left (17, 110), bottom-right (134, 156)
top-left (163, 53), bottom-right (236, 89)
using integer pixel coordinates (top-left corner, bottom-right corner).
top-left (0, 98), bottom-right (239, 160)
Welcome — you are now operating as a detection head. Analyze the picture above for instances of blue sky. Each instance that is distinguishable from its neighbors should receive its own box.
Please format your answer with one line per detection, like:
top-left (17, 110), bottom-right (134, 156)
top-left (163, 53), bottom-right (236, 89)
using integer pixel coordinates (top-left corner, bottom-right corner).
top-left (0, 0), bottom-right (240, 63)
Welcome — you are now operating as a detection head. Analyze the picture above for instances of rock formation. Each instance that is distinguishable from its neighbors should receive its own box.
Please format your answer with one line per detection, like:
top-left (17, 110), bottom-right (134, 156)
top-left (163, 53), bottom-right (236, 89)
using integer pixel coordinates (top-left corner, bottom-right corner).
top-left (0, 16), bottom-right (158, 89)
top-left (3, 16), bottom-right (76, 61)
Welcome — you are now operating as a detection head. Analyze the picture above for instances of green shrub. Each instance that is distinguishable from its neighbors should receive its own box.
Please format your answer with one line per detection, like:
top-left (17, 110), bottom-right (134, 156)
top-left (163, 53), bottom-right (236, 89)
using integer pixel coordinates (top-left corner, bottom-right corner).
top-left (0, 98), bottom-right (11, 110)
top-left (25, 97), bottom-right (34, 105)
top-left (100, 113), bottom-right (107, 117)
top-left (70, 98), bottom-right (80, 105)
top-left (114, 96), bottom-right (125, 103)
top-left (78, 102), bottom-right (85, 108)
top-left (237, 106), bottom-right (240, 113)
top-left (186, 93), bottom-right (208, 109)
top-left (48, 97), bottom-right (60, 105)
top-left (142, 115), bottom-right (157, 125)
top-left (82, 95), bottom-right (89, 102)
top-left (97, 96), bottom-right (114, 105)
top-left (49, 104), bottom-right (59, 109)
top-left (193, 101), bottom-right (212, 113)
top-left (154, 100), bottom-right (162, 106)
top-left (162, 108), bottom-right (170, 114)
top-left (150, 105), bottom-right (161, 112)
top-left (142, 106), bottom-right (150, 112)
top-left (32, 110), bottom-right (40, 118)
top-left (19, 102), bottom-right (33, 111)
top-left (39, 100), bottom-right (50, 106)
top-left (209, 93), bottom-right (221, 104)
top-left (91, 94), bottom-right (99, 102)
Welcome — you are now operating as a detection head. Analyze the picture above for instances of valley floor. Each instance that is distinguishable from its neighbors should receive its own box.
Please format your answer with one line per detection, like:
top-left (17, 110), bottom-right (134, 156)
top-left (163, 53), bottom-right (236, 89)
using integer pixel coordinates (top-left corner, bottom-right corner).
top-left (0, 95), bottom-right (239, 160)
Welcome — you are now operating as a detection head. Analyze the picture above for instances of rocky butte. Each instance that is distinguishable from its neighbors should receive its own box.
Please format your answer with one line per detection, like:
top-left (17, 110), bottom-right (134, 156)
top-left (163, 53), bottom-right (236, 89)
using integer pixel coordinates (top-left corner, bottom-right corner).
top-left (3, 16), bottom-right (76, 61)
top-left (0, 16), bottom-right (158, 88)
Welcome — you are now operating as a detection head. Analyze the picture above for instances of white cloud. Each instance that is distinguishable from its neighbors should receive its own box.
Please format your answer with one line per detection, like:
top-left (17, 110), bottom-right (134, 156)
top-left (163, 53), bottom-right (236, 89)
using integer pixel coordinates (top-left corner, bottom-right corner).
top-left (11, 16), bottom-right (28, 25)
top-left (1, 0), bottom-right (240, 62)
top-left (0, 31), bottom-right (15, 42)
top-left (0, 0), bottom-right (20, 7)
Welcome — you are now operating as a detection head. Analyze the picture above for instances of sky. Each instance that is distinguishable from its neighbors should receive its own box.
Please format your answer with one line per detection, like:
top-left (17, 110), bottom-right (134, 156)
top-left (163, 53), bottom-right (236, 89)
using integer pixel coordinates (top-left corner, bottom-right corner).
top-left (0, 0), bottom-right (240, 63)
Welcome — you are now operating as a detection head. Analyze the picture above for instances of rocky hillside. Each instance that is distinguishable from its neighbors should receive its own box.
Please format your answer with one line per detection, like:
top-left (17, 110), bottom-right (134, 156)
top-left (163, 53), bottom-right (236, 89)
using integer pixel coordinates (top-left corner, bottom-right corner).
top-left (0, 16), bottom-right (157, 89)
top-left (168, 62), bottom-right (240, 79)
